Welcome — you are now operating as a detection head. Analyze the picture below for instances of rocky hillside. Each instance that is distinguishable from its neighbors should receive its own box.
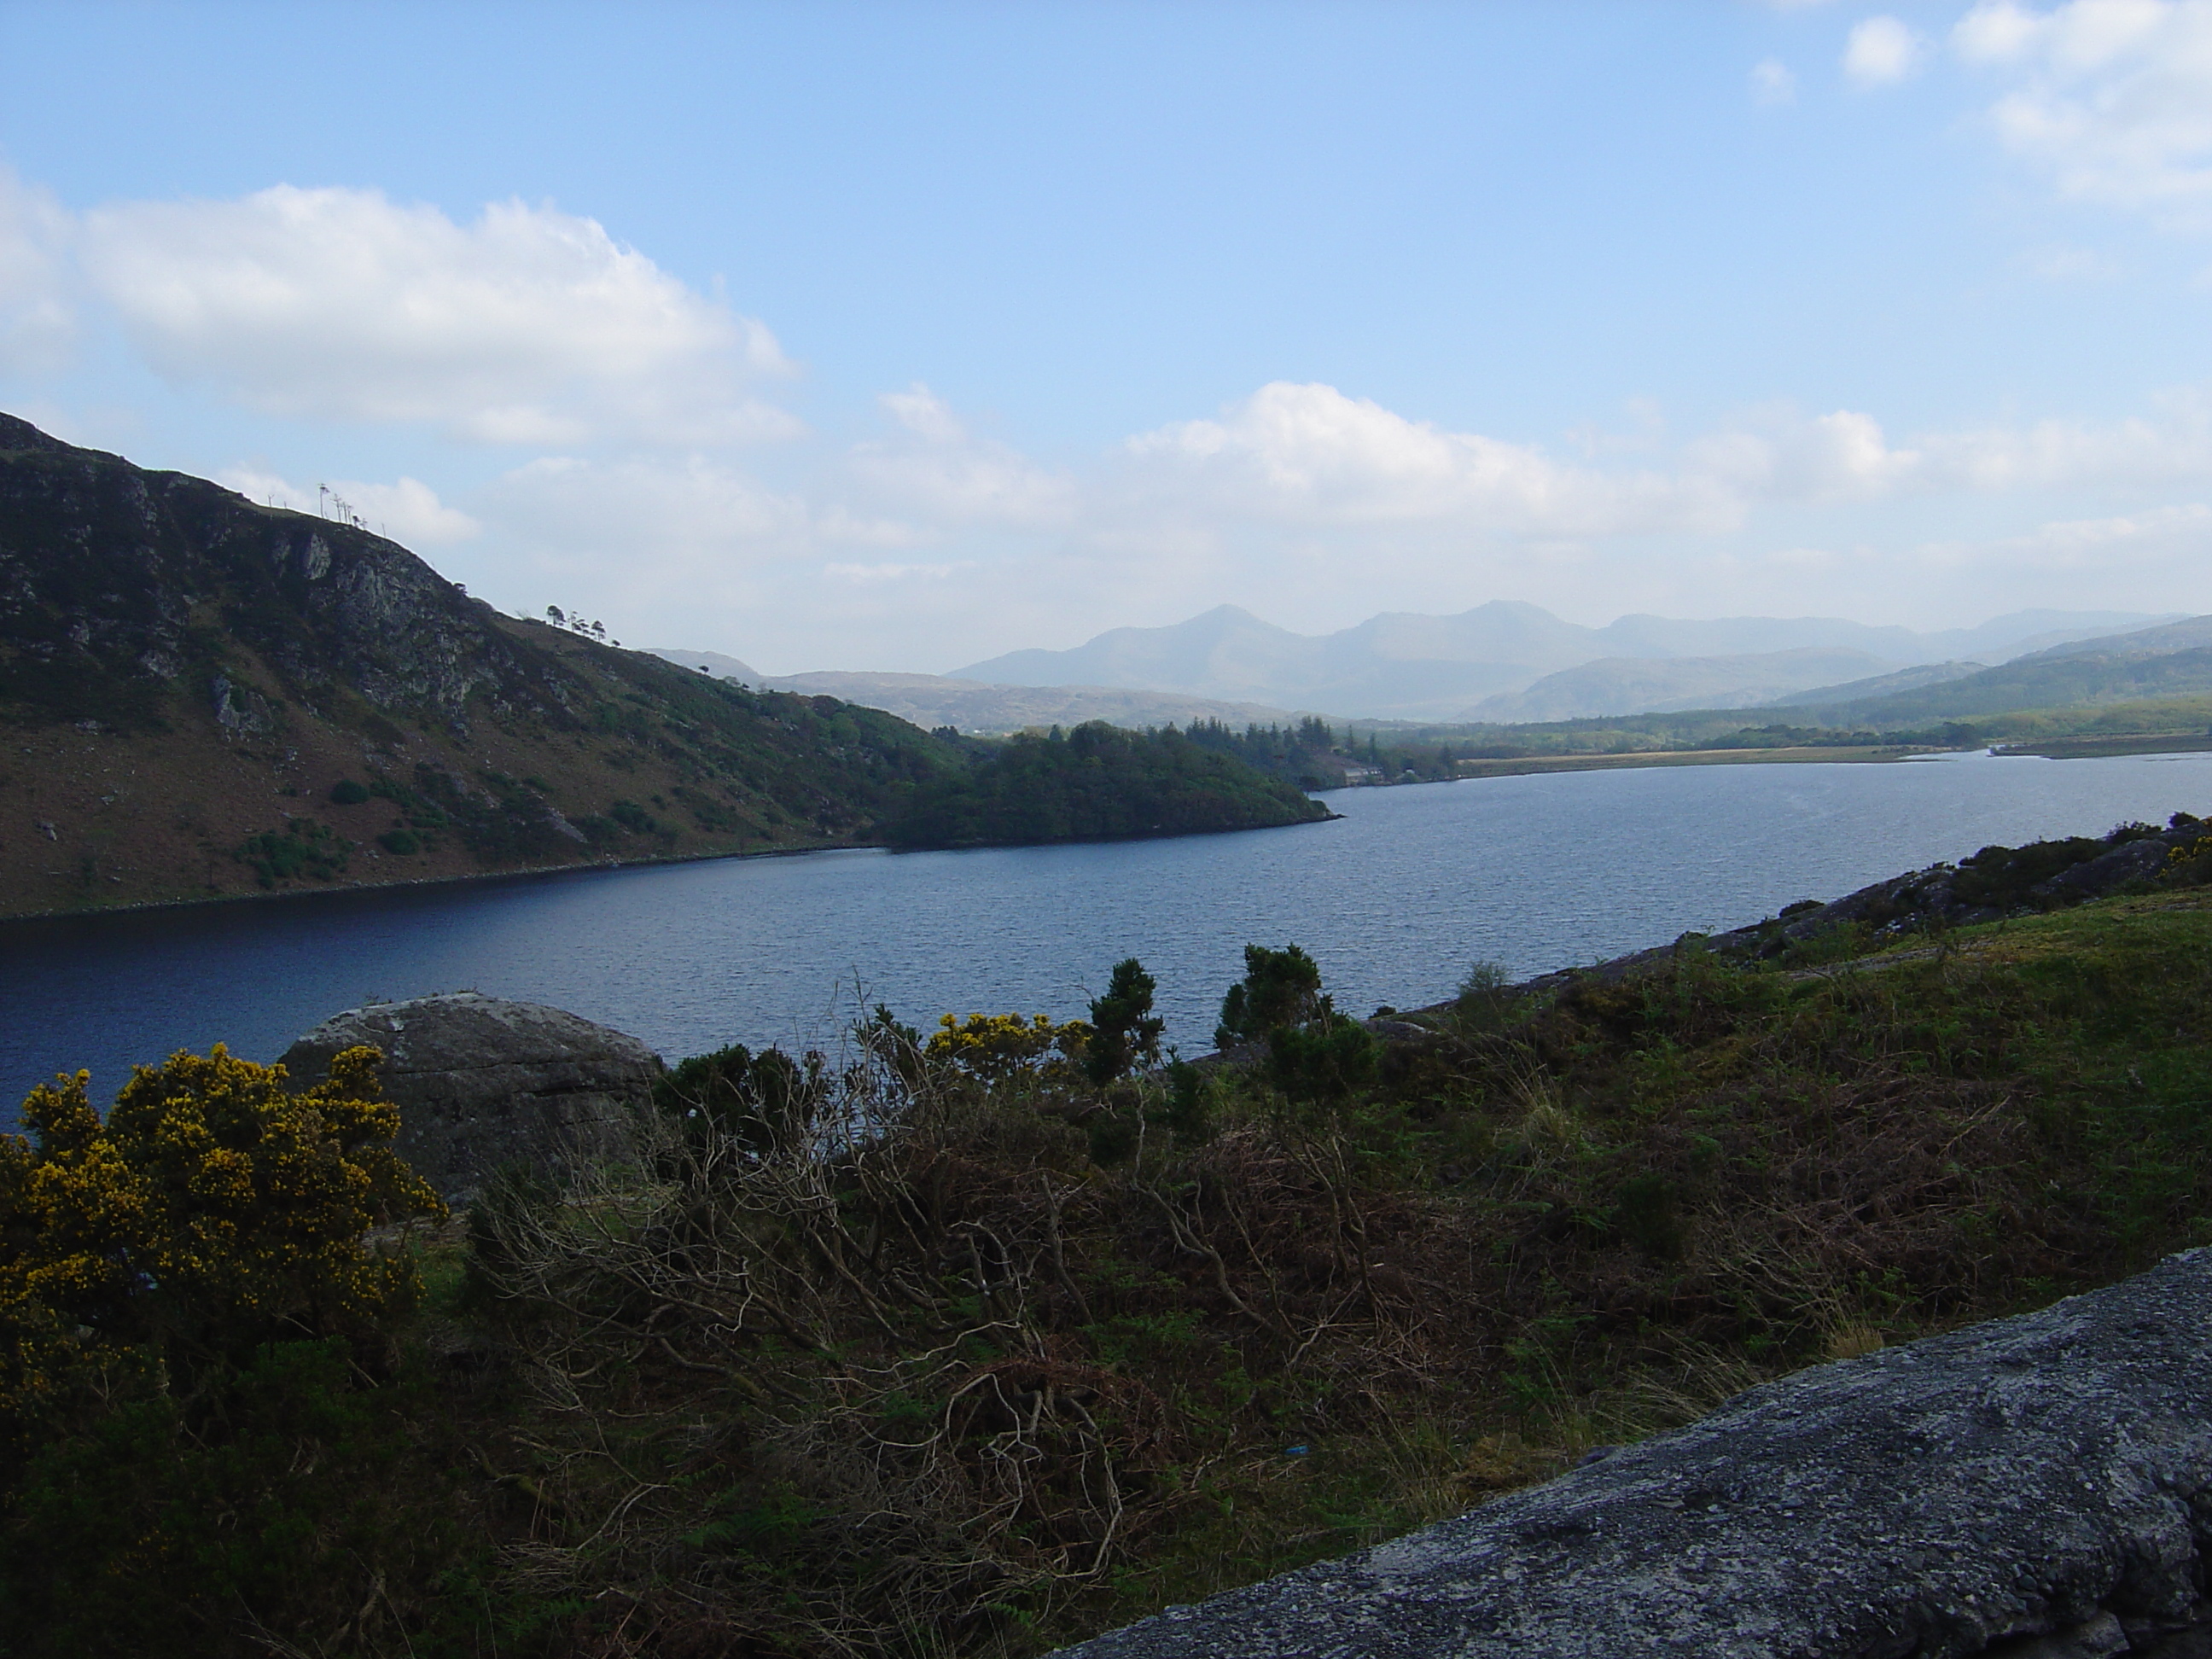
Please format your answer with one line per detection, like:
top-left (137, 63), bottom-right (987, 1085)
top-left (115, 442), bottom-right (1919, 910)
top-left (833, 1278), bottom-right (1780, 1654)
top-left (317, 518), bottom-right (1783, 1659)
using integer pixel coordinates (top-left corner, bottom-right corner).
top-left (0, 413), bottom-right (961, 918)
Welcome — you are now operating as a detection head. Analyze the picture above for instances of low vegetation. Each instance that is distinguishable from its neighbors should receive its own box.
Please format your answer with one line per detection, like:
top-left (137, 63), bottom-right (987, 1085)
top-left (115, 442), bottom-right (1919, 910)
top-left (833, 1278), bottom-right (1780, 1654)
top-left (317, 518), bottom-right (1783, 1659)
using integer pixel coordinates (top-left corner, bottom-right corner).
top-left (1359, 690), bottom-right (2212, 766)
top-left (10, 832), bottom-right (2212, 1656)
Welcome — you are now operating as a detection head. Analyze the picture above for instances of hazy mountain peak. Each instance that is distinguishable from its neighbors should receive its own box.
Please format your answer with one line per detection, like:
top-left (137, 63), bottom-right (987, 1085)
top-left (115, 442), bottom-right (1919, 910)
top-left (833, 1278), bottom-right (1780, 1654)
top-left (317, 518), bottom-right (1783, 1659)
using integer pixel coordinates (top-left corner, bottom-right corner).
top-left (946, 601), bottom-right (2182, 721)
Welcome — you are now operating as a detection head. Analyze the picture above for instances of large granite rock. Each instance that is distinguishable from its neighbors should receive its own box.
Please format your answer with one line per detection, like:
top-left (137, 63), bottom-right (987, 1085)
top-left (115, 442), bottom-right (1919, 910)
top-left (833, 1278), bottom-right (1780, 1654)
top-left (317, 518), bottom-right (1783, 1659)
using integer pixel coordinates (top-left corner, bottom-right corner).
top-left (1055, 1248), bottom-right (2212, 1659)
top-left (280, 992), bottom-right (657, 1200)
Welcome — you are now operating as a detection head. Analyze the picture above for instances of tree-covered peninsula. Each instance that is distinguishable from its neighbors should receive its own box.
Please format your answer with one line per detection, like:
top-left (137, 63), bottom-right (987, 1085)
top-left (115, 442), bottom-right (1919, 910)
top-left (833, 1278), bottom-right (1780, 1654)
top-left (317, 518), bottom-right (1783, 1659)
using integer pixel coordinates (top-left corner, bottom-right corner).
top-left (885, 719), bottom-right (1336, 849)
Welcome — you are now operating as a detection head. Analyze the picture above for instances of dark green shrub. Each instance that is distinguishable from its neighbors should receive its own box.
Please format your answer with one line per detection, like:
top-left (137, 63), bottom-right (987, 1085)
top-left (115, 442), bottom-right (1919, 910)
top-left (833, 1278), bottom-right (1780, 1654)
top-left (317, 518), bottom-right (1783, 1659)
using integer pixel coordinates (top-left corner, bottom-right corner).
top-left (377, 829), bottom-right (421, 856)
top-left (329, 777), bottom-right (370, 805)
top-left (0, 1340), bottom-right (437, 1656)
top-left (233, 823), bottom-right (349, 886)
top-left (1953, 837), bottom-right (2108, 909)
top-left (1086, 1110), bottom-right (1141, 1166)
top-left (1155, 1059), bottom-right (1218, 1143)
top-left (1086, 958), bottom-right (1165, 1083)
top-left (1265, 1016), bottom-right (1378, 1107)
top-left (1215, 943), bottom-right (1324, 1048)
top-left (655, 1042), bottom-right (821, 1155)
top-left (1454, 961), bottom-right (1515, 1033)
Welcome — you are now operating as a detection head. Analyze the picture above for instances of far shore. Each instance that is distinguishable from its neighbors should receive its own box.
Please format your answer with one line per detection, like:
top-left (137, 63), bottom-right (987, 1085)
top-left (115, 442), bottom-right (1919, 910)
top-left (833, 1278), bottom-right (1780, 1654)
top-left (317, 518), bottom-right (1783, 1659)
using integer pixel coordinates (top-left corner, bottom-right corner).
top-left (0, 835), bottom-right (876, 930)
top-left (0, 807), bottom-right (1342, 928)
top-left (1441, 742), bottom-right (1947, 781)
top-left (1994, 732), bottom-right (2212, 760)
top-left (15, 735), bottom-right (2208, 928)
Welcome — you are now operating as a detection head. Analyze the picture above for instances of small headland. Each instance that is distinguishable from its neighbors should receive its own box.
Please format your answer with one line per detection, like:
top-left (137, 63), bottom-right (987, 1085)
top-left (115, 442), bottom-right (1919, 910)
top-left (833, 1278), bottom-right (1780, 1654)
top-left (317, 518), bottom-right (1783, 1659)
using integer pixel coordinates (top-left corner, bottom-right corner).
top-left (885, 719), bottom-right (1337, 849)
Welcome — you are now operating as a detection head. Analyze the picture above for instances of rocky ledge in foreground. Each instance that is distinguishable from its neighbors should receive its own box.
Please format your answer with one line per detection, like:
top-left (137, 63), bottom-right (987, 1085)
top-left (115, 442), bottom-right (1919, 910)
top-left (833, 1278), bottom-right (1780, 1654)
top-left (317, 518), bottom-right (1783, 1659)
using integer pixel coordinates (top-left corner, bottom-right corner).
top-left (1055, 1248), bottom-right (2212, 1659)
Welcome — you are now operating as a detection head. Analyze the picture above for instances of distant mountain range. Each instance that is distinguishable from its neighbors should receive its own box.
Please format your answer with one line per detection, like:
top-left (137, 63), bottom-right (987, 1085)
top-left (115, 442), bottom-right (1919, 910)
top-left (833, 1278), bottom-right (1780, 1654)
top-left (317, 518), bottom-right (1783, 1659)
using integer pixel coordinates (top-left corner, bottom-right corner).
top-left (659, 602), bottom-right (2180, 730)
top-left (951, 602), bottom-right (2179, 722)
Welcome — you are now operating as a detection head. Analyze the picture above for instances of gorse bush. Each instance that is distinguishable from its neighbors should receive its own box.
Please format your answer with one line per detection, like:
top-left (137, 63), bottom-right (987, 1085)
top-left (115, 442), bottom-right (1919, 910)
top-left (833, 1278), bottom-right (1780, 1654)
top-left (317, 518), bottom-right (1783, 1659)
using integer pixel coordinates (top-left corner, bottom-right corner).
top-left (0, 1045), bottom-right (448, 1656)
top-left (0, 1045), bottom-right (441, 1448)
top-left (927, 1009), bottom-right (1093, 1082)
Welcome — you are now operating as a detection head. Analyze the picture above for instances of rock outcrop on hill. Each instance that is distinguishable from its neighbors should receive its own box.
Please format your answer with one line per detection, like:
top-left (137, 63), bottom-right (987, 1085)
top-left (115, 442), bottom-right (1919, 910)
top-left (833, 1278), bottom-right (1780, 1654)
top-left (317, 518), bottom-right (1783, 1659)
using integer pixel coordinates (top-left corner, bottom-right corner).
top-left (1055, 1247), bottom-right (2212, 1659)
top-left (280, 992), bottom-right (658, 1201)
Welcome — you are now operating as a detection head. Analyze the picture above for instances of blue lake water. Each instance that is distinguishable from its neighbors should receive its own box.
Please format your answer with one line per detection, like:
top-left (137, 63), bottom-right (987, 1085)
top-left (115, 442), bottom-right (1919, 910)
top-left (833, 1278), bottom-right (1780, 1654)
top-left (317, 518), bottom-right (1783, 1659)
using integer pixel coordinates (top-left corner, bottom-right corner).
top-left (5, 748), bottom-right (2212, 1113)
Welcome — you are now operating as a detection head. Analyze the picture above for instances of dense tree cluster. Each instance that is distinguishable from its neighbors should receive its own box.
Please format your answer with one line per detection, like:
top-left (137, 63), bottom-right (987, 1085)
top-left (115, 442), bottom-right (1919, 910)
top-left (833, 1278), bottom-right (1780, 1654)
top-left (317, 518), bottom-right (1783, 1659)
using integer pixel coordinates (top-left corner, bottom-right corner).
top-left (886, 719), bottom-right (1332, 849)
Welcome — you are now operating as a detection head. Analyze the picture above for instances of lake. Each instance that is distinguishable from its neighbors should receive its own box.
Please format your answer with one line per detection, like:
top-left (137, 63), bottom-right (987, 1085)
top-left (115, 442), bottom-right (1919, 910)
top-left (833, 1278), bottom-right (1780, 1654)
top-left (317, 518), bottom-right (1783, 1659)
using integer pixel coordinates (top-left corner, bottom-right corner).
top-left (5, 748), bottom-right (2212, 1112)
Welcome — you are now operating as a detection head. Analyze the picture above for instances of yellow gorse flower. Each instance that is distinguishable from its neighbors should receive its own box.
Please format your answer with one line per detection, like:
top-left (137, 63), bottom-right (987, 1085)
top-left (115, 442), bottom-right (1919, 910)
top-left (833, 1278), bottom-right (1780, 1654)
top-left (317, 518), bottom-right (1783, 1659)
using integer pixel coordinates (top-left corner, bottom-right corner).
top-left (925, 1011), bottom-right (1093, 1081)
top-left (0, 1044), bottom-right (442, 1446)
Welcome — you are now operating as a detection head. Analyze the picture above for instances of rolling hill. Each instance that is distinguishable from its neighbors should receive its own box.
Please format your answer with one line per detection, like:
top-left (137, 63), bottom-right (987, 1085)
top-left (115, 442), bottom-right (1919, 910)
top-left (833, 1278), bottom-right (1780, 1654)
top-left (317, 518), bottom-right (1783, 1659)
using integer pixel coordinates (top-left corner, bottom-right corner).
top-left (0, 413), bottom-right (963, 918)
top-left (1796, 617), bottom-right (2212, 728)
top-left (949, 601), bottom-right (2171, 721)
top-left (1467, 646), bottom-right (1905, 722)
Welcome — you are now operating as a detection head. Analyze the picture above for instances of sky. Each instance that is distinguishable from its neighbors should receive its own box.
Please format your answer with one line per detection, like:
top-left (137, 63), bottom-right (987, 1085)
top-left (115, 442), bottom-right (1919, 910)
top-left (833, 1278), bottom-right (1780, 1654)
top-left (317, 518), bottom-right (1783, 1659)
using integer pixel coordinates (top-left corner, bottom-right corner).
top-left (2, 0), bottom-right (2211, 674)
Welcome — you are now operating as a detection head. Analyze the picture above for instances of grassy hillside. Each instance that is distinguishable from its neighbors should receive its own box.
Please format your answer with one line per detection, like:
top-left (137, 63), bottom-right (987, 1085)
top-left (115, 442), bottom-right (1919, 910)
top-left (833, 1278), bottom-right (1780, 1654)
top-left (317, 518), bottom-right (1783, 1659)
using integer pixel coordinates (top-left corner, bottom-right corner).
top-left (1333, 615), bottom-right (2212, 768)
top-left (12, 835), bottom-right (2212, 1655)
top-left (0, 413), bottom-right (969, 917)
top-left (1802, 639), bottom-right (2212, 725)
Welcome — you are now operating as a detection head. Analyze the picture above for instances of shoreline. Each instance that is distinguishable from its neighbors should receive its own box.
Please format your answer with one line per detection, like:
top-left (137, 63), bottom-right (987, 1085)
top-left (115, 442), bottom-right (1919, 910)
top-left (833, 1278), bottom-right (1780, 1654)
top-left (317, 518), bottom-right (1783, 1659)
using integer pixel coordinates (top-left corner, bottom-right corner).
top-left (1442, 742), bottom-right (1947, 780)
top-left (0, 806), bottom-right (1345, 928)
top-left (12, 737), bottom-right (2202, 928)
top-left (1994, 732), bottom-right (2212, 760)
top-left (0, 834), bottom-right (876, 930)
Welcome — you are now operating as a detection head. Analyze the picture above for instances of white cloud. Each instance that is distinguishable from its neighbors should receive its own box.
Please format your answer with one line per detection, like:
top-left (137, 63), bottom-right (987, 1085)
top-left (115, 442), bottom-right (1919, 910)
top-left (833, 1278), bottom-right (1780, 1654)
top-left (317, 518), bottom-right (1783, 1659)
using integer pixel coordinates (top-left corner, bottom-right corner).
top-left (426, 380), bottom-right (2212, 670)
top-left (1845, 15), bottom-right (1930, 85)
top-left (1687, 389), bottom-right (2212, 499)
top-left (482, 453), bottom-right (806, 570)
top-left (880, 381), bottom-right (968, 443)
top-left (1751, 59), bottom-right (1800, 105)
top-left (0, 165), bottom-right (73, 374)
top-left (1687, 406), bottom-right (1923, 500)
top-left (215, 465), bottom-right (481, 546)
top-left (823, 559), bottom-right (970, 585)
top-left (1916, 392), bottom-right (2212, 488)
top-left (1953, 0), bottom-right (2212, 223)
top-left (74, 186), bottom-right (799, 445)
top-left (847, 382), bottom-right (1077, 528)
top-left (1124, 381), bottom-right (1738, 536)
top-left (1922, 499), bottom-right (2212, 569)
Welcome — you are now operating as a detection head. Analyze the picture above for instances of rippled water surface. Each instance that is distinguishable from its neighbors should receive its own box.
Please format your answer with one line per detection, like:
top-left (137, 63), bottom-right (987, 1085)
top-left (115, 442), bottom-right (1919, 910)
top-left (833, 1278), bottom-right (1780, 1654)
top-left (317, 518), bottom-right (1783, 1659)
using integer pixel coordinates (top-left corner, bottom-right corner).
top-left (6, 748), bottom-right (2212, 1111)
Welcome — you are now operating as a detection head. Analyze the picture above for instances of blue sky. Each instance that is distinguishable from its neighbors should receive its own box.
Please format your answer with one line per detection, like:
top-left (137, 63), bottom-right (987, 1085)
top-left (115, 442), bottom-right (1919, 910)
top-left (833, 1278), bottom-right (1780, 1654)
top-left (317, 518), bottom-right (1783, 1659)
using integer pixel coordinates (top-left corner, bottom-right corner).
top-left (3, 0), bottom-right (2210, 672)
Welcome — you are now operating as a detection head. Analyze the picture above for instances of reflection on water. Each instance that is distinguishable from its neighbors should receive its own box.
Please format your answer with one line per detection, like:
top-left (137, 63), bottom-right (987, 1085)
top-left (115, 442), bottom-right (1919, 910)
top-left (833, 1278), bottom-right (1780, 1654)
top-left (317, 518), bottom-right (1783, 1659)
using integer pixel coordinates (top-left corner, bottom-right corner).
top-left (5, 748), bottom-right (2211, 1114)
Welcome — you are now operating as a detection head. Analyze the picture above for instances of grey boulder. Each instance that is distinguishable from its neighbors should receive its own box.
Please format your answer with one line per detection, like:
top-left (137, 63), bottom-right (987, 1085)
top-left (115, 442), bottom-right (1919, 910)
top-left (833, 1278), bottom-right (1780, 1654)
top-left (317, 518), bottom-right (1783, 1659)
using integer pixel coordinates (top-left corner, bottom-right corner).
top-left (280, 992), bottom-right (658, 1201)
top-left (1054, 1247), bottom-right (2212, 1659)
